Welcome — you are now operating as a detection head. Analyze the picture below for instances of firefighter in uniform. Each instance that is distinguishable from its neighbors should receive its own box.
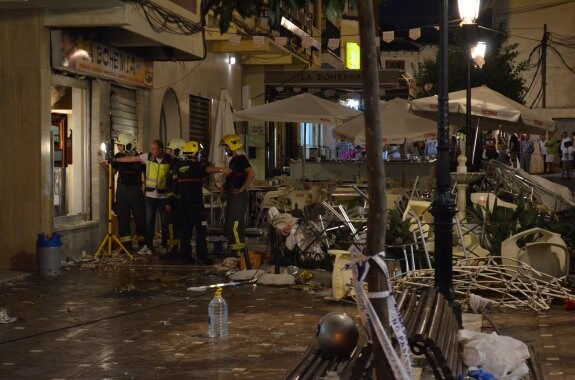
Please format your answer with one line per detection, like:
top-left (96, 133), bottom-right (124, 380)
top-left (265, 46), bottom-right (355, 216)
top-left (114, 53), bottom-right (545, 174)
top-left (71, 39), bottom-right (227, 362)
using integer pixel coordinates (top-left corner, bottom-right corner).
top-left (111, 133), bottom-right (146, 252)
top-left (220, 134), bottom-right (256, 254)
top-left (114, 139), bottom-right (173, 255)
top-left (167, 141), bottom-right (230, 264)
top-left (163, 138), bottom-right (187, 256)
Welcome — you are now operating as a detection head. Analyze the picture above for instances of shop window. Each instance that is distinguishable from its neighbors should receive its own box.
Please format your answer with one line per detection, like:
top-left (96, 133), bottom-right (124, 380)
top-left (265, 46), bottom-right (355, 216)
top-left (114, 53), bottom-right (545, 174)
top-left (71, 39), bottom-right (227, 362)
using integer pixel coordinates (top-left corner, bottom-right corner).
top-left (385, 60), bottom-right (405, 70)
top-left (299, 123), bottom-right (324, 159)
top-left (189, 95), bottom-right (210, 161)
top-left (51, 79), bottom-right (90, 222)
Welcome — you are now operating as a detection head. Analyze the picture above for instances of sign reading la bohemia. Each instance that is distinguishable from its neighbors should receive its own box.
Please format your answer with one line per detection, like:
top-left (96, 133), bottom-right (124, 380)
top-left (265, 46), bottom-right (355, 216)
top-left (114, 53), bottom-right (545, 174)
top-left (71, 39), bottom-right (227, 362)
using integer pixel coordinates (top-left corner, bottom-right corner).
top-left (75, 41), bottom-right (153, 87)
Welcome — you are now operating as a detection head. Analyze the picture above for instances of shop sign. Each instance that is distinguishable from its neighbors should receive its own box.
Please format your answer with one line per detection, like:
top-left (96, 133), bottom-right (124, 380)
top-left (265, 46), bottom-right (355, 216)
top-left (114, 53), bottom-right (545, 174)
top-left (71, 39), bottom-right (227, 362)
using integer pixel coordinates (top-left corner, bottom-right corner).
top-left (346, 42), bottom-right (361, 70)
top-left (76, 42), bottom-right (153, 87)
top-left (265, 70), bottom-right (401, 87)
top-left (52, 30), bottom-right (153, 87)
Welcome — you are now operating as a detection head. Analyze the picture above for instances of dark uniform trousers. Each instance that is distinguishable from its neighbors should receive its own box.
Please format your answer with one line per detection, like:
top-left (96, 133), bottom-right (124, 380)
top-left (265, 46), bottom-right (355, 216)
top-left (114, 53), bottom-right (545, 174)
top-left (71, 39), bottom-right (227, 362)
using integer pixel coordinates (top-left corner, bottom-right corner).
top-left (225, 190), bottom-right (249, 248)
top-left (116, 183), bottom-right (146, 248)
top-left (177, 200), bottom-right (208, 261)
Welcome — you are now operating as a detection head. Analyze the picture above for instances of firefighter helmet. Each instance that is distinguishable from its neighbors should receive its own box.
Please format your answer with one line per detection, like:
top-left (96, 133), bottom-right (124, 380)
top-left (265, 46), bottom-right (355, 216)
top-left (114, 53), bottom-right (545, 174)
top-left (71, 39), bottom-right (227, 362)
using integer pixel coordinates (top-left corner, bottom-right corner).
top-left (183, 140), bottom-right (203, 156)
top-left (220, 134), bottom-right (243, 151)
top-left (115, 133), bottom-right (136, 147)
top-left (167, 138), bottom-right (186, 151)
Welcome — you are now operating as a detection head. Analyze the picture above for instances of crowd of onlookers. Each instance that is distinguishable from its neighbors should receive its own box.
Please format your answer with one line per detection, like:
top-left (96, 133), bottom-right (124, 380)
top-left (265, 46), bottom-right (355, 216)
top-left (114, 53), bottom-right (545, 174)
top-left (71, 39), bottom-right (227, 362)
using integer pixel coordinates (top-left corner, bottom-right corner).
top-left (486, 131), bottom-right (575, 177)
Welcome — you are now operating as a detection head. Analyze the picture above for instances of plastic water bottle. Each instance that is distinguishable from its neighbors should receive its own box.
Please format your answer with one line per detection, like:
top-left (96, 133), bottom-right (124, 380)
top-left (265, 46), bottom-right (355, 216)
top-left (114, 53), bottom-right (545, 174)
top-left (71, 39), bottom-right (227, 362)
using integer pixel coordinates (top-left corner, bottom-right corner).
top-left (208, 288), bottom-right (228, 338)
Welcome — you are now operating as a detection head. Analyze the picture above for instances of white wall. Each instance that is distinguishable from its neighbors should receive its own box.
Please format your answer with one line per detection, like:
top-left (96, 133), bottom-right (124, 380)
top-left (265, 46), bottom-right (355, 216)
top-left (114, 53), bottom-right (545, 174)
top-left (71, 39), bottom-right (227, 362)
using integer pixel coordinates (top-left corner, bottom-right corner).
top-left (381, 45), bottom-right (438, 77)
top-left (506, 1), bottom-right (575, 110)
top-left (150, 54), bottom-right (242, 146)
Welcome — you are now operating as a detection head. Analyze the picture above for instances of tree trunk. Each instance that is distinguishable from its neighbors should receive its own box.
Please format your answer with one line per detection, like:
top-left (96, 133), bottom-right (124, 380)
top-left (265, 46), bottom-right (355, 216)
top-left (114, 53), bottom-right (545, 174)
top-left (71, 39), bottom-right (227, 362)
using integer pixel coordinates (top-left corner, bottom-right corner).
top-left (357, 0), bottom-right (393, 377)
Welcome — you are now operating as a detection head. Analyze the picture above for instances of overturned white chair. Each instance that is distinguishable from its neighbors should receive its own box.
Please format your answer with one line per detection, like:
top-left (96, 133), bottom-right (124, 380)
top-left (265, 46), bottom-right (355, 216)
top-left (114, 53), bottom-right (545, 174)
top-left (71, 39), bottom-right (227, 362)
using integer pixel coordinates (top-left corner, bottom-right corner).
top-left (255, 189), bottom-right (286, 226)
top-left (470, 192), bottom-right (517, 213)
top-left (501, 227), bottom-right (570, 278)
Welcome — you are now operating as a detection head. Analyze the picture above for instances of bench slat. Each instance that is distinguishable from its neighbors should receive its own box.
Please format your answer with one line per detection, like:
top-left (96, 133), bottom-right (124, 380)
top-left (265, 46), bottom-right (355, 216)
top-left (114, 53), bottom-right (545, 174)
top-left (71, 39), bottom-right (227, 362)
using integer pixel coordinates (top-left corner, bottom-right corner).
top-left (413, 290), bottom-right (437, 341)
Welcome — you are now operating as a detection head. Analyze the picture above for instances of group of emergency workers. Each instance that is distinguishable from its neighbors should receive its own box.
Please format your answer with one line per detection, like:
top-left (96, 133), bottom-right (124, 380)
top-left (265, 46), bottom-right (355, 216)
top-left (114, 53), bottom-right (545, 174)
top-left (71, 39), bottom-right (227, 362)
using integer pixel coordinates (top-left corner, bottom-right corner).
top-left (105, 133), bottom-right (254, 264)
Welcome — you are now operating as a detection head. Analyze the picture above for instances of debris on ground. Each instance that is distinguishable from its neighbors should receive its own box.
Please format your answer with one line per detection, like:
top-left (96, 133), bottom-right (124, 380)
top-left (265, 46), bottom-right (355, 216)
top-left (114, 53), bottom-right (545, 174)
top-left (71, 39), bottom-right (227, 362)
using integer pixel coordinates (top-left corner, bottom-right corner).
top-left (0, 309), bottom-right (17, 324)
top-left (458, 329), bottom-right (530, 380)
top-left (229, 269), bottom-right (266, 281)
top-left (393, 256), bottom-right (575, 312)
top-left (258, 273), bottom-right (296, 286)
top-left (214, 257), bottom-right (240, 272)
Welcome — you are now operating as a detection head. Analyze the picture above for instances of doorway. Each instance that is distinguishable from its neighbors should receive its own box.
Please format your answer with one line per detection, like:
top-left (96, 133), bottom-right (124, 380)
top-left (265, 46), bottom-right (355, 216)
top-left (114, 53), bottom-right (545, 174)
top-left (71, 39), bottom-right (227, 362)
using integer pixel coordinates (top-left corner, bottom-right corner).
top-left (51, 77), bottom-right (90, 222)
top-left (159, 88), bottom-right (181, 143)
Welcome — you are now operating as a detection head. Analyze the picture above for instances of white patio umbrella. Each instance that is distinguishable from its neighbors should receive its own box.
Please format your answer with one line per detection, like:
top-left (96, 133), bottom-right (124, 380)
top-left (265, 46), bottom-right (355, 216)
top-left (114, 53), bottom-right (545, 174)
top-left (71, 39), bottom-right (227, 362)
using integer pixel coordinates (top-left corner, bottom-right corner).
top-left (209, 89), bottom-right (235, 187)
top-left (411, 85), bottom-right (556, 134)
top-left (233, 92), bottom-right (361, 179)
top-left (333, 98), bottom-right (453, 145)
top-left (233, 92), bottom-right (361, 124)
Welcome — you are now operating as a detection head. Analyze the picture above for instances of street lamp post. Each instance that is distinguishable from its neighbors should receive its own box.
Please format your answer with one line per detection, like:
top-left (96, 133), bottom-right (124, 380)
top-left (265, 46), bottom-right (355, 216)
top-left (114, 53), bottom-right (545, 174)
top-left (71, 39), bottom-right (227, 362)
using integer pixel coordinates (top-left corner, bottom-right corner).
top-left (433, 0), bottom-right (460, 325)
top-left (459, 0), bottom-right (481, 171)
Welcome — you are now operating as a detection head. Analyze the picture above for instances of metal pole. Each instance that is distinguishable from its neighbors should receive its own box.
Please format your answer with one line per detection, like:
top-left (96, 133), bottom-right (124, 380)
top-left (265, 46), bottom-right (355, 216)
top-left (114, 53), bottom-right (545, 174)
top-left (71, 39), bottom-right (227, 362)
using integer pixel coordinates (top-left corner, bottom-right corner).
top-left (302, 123), bottom-right (306, 180)
top-left (542, 24), bottom-right (548, 108)
top-left (433, 0), bottom-right (461, 326)
top-left (466, 49), bottom-right (473, 170)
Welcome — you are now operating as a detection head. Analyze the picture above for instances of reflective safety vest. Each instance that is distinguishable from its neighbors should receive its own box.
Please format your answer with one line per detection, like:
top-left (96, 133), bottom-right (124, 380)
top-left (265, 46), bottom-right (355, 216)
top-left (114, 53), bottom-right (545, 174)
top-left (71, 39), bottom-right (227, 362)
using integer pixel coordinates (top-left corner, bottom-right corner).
top-left (145, 154), bottom-right (172, 192)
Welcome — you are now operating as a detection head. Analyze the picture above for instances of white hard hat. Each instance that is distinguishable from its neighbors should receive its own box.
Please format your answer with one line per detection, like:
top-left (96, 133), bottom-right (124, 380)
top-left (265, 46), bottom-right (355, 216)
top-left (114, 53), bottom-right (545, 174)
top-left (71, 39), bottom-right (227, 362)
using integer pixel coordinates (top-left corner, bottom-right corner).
top-left (167, 138), bottom-right (186, 150)
top-left (115, 133), bottom-right (136, 147)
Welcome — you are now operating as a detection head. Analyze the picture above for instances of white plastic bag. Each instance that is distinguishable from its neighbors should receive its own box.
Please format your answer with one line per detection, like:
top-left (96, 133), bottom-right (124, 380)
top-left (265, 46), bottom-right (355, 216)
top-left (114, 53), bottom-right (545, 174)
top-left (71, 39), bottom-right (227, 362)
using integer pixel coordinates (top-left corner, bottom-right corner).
top-left (458, 329), bottom-right (530, 380)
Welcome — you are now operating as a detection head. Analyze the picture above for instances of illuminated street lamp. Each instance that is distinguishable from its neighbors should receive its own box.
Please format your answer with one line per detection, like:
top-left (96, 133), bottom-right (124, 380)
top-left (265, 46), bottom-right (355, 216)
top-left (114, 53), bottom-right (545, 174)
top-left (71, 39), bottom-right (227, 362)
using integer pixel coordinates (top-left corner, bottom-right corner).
top-left (459, 0), bottom-right (481, 170)
top-left (471, 41), bottom-right (487, 68)
top-left (458, 0), bottom-right (480, 24)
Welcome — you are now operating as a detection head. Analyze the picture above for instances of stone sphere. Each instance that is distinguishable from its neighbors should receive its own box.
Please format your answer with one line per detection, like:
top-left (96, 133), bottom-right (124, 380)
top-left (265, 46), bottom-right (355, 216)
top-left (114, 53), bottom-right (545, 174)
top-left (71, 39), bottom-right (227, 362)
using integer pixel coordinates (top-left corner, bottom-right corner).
top-left (316, 312), bottom-right (359, 358)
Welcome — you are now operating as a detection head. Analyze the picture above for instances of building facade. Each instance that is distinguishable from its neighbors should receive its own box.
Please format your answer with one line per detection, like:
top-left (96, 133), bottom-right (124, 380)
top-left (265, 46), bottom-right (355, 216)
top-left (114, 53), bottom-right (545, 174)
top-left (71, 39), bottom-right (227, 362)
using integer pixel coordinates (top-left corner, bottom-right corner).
top-left (501, 0), bottom-right (575, 132)
top-left (0, 0), bottom-right (242, 270)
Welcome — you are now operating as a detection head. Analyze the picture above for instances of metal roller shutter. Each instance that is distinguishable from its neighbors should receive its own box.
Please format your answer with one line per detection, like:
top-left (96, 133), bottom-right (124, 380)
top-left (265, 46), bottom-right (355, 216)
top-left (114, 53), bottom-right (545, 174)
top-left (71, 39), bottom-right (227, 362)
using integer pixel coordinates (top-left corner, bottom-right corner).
top-left (110, 86), bottom-right (138, 140)
top-left (189, 95), bottom-right (210, 162)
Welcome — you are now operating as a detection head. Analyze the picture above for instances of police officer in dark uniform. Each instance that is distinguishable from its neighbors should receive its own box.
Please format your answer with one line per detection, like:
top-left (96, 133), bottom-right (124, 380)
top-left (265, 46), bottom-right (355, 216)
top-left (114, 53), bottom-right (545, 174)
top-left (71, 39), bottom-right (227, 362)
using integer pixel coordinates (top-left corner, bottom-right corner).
top-left (111, 133), bottom-right (146, 252)
top-left (167, 141), bottom-right (230, 264)
top-left (164, 138), bottom-right (187, 257)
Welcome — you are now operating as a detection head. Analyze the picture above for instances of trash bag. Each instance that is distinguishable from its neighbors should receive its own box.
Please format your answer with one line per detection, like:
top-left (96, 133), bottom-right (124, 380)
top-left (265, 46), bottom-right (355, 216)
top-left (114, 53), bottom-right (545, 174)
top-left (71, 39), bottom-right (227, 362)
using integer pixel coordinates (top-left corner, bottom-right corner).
top-left (458, 329), bottom-right (530, 380)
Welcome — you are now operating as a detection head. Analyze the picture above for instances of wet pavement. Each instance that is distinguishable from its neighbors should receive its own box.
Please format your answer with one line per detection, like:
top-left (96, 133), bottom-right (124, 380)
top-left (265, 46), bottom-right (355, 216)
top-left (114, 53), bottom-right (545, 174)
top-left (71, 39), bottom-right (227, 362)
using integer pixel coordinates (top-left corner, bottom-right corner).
top-left (1, 172), bottom-right (574, 379)
top-left (3, 260), bottom-right (572, 380)
top-left (0, 263), bottom-right (354, 379)
top-left (486, 306), bottom-right (575, 380)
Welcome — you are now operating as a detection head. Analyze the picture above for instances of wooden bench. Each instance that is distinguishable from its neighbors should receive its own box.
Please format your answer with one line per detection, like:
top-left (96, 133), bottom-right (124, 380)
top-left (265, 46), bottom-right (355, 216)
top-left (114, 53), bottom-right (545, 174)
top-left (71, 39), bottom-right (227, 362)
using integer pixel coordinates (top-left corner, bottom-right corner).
top-left (284, 341), bottom-right (373, 380)
top-left (397, 289), bottom-right (465, 380)
top-left (284, 289), bottom-right (464, 380)
top-left (286, 288), bottom-right (543, 380)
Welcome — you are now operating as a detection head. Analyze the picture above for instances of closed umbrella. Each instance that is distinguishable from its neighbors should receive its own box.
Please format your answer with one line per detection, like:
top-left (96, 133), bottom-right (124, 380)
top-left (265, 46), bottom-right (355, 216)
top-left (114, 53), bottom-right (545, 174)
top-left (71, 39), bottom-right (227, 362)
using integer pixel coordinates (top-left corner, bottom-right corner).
top-left (210, 89), bottom-right (235, 187)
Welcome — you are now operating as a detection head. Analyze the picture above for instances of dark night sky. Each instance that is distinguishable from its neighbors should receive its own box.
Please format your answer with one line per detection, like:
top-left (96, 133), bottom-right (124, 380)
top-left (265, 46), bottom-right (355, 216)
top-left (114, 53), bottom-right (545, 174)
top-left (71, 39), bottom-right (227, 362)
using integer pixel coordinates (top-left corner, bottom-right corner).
top-left (380, 0), bottom-right (461, 28)
top-left (379, 0), bottom-right (462, 47)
